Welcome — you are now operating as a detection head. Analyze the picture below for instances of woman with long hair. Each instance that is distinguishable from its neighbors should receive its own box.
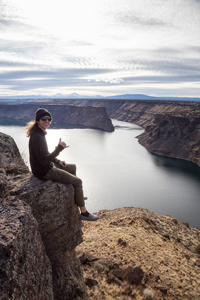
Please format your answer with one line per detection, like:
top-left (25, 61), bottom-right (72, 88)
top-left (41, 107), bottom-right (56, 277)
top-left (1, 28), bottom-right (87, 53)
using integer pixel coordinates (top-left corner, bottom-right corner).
top-left (25, 108), bottom-right (99, 221)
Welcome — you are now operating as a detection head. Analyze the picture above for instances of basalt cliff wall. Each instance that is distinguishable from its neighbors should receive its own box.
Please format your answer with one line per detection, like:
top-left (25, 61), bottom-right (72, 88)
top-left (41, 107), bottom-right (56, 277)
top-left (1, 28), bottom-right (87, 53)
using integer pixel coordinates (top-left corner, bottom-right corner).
top-left (0, 132), bottom-right (88, 299)
top-left (0, 103), bottom-right (114, 132)
top-left (1, 100), bottom-right (199, 165)
top-left (52, 99), bottom-right (200, 127)
top-left (138, 113), bottom-right (200, 167)
top-left (50, 99), bottom-right (200, 166)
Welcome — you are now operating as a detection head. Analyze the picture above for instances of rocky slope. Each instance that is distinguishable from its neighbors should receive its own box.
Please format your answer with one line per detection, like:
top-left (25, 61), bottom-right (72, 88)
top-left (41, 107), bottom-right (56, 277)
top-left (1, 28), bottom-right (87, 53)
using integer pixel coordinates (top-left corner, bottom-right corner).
top-left (77, 208), bottom-right (200, 300)
top-left (0, 132), bottom-right (88, 299)
top-left (0, 103), bottom-right (114, 132)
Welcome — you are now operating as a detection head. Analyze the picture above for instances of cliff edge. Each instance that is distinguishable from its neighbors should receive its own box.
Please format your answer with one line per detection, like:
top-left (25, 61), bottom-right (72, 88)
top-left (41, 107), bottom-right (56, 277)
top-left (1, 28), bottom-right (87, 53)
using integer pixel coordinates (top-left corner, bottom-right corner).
top-left (138, 113), bottom-right (200, 166)
top-left (0, 132), bottom-right (88, 299)
top-left (0, 104), bottom-right (114, 132)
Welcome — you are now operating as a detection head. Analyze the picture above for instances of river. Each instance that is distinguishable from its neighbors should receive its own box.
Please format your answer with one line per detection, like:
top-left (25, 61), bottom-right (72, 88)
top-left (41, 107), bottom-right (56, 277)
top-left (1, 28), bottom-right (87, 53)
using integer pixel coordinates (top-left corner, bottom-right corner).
top-left (1, 119), bottom-right (200, 228)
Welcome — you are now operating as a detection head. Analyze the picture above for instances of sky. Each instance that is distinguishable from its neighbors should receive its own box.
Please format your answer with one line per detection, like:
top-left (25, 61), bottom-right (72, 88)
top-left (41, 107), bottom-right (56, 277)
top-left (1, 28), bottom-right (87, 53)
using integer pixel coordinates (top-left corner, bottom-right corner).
top-left (0, 0), bottom-right (200, 98)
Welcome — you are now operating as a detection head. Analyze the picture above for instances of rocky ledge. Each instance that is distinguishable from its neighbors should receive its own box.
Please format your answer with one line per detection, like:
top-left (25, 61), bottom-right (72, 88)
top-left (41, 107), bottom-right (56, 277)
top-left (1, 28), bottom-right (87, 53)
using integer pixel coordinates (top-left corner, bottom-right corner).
top-left (138, 113), bottom-right (200, 167)
top-left (0, 103), bottom-right (114, 132)
top-left (0, 132), bottom-right (88, 299)
top-left (77, 207), bottom-right (200, 300)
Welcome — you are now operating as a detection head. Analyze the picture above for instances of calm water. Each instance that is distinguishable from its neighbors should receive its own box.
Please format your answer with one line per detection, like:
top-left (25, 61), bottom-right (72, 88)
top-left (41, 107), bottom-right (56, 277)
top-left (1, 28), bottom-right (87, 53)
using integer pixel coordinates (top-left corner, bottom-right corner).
top-left (1, 120), bottom-right (200, 228)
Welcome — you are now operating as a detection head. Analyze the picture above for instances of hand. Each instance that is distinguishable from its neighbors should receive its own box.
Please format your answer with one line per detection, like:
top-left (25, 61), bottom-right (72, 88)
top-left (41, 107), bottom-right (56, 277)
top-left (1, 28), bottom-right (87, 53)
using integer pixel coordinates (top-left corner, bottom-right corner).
top-left (59, 138), bottom-right (69, 149)
top-left (59, 161), bottom-right (67, 168)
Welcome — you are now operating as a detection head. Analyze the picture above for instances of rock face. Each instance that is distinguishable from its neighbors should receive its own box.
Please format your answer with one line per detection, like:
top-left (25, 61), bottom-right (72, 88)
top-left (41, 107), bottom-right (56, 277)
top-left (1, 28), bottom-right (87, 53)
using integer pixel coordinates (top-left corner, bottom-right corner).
top-left (13, 175), bottom-right (82, 254)
top-left (0, 194), bottom-right (54, 300)
top-left (0, 132), bottom-right (29, 174)
top-left (0, 133), bottom-right (88, 299)
top-left (10, 175), bottom-right (87, 300)
top-left (138, 114), bottom-right (200, 166)
top-left (0, 104), bottom-right (114, 132)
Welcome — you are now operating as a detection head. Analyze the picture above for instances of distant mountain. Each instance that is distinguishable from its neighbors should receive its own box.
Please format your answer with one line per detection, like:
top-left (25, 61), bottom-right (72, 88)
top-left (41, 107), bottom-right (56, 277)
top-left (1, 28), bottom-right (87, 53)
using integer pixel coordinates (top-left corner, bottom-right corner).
top-left (52, 93), bottom-right (103, 99)
top-left (105, 94), bottom-right (200, 101)
top-left (105, 94), bottom-right (157, 100)
top-left (0, 93), bottom-right (200, 102)
top-left (0, 93), bottom-right (102, 102)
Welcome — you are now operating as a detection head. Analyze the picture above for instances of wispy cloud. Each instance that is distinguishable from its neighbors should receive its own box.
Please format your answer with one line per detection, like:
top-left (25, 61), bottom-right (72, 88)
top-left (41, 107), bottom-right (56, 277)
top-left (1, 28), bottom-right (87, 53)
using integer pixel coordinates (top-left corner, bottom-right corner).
top-left (0, 0), bottom-right (200, 97)
top-left (114, 11), bottom-right (167, 27)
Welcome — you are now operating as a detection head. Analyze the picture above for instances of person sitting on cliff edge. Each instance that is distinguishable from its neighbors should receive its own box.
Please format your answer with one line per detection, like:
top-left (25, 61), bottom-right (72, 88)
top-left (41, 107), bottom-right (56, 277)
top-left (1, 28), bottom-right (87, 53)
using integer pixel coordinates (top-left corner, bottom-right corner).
top-left (25, 108), bottom-right (99, 222)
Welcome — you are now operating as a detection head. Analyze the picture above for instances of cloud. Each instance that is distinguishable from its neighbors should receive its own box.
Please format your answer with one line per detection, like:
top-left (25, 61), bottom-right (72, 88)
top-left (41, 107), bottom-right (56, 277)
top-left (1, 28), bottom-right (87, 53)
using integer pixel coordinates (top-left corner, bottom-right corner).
top-left (0, 19), bottom-right (32, 30)
top-left (0, 67), bottom-right (116, 91)
top-left (0, 0), bottom-right (200, 97)
top-left (121, 75), bottom-right (200, 85)
top-left (93, 77), bottom-right (124, 84)
top-left (115, 11), bottom-right (167, 27)
top-left (0, 60), bottom-right (30, 68)
top-left (145, 59), bottom-right (200, 75)
top-left (0, 67), bottom-right (113, 79)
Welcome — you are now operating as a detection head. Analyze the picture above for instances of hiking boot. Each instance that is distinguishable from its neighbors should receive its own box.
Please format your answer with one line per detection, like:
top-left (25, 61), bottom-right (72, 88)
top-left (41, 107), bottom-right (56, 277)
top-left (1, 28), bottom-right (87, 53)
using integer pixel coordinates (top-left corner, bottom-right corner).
top-left (80, 212), bottom-right (99, 221)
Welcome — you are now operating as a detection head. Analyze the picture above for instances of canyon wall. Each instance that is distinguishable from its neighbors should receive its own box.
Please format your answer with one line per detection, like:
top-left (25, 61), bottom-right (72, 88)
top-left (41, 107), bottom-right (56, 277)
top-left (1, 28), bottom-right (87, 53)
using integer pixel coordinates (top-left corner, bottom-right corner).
top-left (0, 103), bottom-right (114, 132)
top-left (138, 114), bottom-right (200, 166)
top-left (0, 132), bottom-right (88, 299)
top-left (1, 100), bottom-right (199, 166)
top-left (49, 99), bottom-right (200, 166)
top-left (54, 98), bottom-right (200, 127)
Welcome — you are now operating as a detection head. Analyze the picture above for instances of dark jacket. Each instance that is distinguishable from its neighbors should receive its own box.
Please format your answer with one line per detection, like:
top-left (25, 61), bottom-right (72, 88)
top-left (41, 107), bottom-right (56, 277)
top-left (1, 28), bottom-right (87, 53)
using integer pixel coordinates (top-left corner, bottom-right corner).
top-left (29, 127), bottom-right (63, 179)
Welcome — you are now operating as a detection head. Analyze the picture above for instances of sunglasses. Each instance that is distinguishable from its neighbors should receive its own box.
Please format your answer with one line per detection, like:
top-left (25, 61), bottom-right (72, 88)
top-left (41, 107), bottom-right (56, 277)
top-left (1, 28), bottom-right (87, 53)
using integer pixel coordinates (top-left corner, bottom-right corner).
top-left (41, 117), bottom-right (52, 122)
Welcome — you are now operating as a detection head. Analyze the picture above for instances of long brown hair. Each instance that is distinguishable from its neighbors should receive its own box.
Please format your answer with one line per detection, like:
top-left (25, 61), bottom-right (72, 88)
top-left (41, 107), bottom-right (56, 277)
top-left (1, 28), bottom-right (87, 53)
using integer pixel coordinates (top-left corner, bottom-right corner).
top-left (25, 121), bottom-right (38, 137)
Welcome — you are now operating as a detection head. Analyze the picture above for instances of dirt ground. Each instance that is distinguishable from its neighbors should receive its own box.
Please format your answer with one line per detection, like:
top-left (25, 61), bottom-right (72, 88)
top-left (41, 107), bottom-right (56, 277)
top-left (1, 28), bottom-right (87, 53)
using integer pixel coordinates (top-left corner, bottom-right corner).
top-left (76, 207), bottom-right (200, 300)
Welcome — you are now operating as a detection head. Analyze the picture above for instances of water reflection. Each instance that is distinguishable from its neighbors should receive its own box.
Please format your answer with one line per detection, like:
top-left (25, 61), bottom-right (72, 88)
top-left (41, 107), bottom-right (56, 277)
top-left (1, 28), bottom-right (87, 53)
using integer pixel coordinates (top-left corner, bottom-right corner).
top-left (150, 153), bottom-right (200, 180)
top-left (0, 119), bottom-right (26, 126)
top-left (51, 122), bottom-right (87, 129)
top-left (114, 125), bottom-right (143, 131)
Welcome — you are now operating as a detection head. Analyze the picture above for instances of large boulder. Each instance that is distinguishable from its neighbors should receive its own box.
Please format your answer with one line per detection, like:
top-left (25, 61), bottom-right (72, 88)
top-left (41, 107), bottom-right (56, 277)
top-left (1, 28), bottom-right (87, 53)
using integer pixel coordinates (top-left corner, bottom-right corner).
top-left (12, 175), bottom-right (83, 254)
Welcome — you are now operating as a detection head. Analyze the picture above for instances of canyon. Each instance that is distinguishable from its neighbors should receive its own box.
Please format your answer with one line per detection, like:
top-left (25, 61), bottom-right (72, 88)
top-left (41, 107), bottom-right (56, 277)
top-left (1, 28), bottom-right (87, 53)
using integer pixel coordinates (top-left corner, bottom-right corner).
top-left (0, 99), bottom-right (200, 299)
top-left (1, 99), bottom-right (200, 165)
top-left (43, 98), bottom-right (200, 166)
